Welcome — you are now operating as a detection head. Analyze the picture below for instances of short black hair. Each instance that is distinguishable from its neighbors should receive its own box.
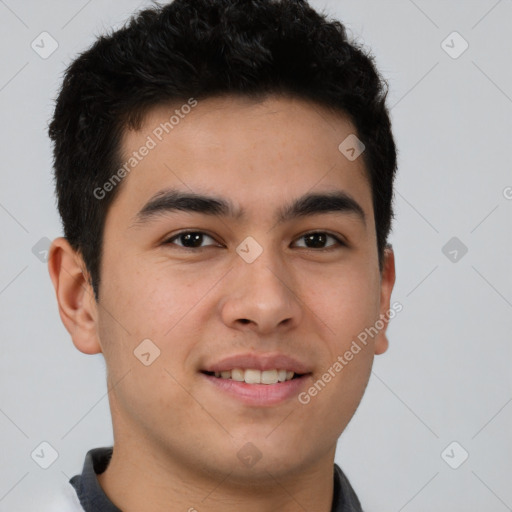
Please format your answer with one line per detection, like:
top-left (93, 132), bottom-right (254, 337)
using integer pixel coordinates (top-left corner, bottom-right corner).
top-left (48, 0), bottom-right (397, 302)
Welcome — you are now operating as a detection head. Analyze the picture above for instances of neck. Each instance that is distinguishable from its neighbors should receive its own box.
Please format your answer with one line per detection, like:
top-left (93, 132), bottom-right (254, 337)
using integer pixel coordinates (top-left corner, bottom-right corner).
top-left (97, 439), bottom-right (336, 512)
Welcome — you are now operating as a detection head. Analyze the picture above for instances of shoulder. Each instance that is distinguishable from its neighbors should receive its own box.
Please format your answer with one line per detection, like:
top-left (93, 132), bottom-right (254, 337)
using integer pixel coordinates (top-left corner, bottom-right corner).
top-left (39, 481), bottom-right (84, 512)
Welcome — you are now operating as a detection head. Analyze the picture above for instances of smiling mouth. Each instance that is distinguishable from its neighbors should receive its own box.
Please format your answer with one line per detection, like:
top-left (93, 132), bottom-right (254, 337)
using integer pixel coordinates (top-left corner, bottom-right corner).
top-left (201, 369), bottom-right (306, 384)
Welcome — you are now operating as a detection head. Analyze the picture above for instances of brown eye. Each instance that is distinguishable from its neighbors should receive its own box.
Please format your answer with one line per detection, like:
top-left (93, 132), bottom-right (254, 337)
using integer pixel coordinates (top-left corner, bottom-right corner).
top-left (164, 231), bottom-right (219, 249)
top-left (293, 232), bottom-right (344, 250)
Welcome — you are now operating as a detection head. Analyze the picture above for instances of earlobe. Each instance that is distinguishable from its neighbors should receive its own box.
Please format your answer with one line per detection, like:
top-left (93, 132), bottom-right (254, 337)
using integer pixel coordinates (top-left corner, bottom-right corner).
top-left (374, 334), bottom-right (389, 355)
top-left (47, 237), bottom-right (102, 355)
top-left (374, 244), bottom-right (396, 356)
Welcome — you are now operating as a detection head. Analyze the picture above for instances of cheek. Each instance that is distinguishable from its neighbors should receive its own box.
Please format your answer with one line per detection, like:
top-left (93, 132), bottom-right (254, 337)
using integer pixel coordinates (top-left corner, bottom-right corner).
top-left (100, 259), bottom-right (219, 383)
top-left (301, 264), bottom-right (381, 343)
top-left (301, 264), bottom-right (380, 434)
top-left (296, 342), bottom-right (374, 451)
top-left (105, 257), bottom-right (191, 338)
top-left (110, 363), bottom-right (199, 446)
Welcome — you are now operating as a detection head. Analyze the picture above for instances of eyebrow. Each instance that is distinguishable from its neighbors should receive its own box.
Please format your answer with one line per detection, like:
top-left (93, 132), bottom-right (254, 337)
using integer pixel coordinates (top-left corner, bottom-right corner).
top-left (131, 188), bottom-right (367, 228)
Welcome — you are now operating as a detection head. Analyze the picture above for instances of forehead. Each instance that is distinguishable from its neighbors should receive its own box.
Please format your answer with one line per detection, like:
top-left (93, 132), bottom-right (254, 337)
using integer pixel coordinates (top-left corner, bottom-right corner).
top-left (112, 95), bottom-right (373, 226)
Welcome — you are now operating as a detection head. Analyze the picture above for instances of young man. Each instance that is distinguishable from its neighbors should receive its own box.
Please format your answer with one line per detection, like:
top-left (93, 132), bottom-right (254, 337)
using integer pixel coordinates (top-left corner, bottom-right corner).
top-left (46, 0), bottom-right (397, 510)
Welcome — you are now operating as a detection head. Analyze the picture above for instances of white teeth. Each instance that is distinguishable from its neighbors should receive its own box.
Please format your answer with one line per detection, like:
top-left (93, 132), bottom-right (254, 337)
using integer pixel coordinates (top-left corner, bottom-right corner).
top-left (231, 368), bottom-right (245, 381)
top-left (244, 369), bottom-right (261, 384)
top-left (261, 369), bottom-right (279, 384)
top-left (213, 368), bottom-right (296, 384)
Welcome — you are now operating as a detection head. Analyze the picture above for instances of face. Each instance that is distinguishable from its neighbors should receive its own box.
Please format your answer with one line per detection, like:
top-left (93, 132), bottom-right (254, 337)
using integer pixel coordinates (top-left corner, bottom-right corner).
top-left (60, 95), bottom-right (395, 482)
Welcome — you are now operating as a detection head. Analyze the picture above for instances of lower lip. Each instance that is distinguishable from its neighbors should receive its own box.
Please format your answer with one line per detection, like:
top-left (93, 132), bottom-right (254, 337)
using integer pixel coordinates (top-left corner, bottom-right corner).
top-left (201, 373), bottom-right (310, 406)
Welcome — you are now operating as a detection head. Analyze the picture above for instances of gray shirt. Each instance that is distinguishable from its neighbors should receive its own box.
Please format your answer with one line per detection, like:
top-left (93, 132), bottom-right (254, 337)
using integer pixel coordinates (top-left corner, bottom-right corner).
top-left (69, 447), bottom-right (364, 511)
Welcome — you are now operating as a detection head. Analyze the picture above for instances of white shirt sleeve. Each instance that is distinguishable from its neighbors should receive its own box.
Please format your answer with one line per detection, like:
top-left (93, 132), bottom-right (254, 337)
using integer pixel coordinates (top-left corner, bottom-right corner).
top-left (39, 481), bottom-right (85, 512)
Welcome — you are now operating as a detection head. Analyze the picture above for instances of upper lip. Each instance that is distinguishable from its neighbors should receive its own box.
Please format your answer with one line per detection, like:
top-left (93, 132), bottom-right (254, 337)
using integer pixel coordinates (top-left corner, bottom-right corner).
top-left (202, 353), bottom-right (312, 374)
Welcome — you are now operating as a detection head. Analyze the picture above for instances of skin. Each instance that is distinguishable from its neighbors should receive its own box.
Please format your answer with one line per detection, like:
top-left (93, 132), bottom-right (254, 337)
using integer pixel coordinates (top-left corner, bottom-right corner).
top-left (48, 94), bottom-right (395, 512)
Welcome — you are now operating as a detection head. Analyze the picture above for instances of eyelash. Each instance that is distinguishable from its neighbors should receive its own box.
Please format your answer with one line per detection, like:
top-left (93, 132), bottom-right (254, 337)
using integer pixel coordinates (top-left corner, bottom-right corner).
top-left (163, 230), bottom-right (346, 252)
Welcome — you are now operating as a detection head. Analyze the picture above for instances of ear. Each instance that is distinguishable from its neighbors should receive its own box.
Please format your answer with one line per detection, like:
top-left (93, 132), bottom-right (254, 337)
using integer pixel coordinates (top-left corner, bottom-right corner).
top-left (374, 244), bottom-right (396, 356)
top-left (47, 237), bottom-right (102, 355)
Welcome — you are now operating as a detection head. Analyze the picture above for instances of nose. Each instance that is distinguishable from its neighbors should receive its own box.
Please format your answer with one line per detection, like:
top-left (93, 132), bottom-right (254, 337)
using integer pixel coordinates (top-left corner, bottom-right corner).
top-left (219, 247), bottom-right (303, 336)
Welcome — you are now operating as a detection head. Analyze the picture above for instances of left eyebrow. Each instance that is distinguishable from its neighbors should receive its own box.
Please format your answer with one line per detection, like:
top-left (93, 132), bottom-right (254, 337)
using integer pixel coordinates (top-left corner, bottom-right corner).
top-left (130, 188), bottom-right (367, 228)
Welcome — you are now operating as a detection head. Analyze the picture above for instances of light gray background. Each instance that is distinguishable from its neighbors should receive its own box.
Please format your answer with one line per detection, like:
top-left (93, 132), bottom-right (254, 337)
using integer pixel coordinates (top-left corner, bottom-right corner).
top-left (1, 0), bottom-right (511, 510)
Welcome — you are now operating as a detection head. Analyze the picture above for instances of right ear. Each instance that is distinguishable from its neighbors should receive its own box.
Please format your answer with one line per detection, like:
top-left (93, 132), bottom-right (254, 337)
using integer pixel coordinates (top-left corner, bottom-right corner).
top-left (47, 237), bottom-right (102, 355)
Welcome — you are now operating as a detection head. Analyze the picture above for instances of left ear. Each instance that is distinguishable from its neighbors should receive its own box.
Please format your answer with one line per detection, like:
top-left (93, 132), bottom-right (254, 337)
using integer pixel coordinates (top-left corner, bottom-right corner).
top-left (374, 244), bottom-right (396, 355)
